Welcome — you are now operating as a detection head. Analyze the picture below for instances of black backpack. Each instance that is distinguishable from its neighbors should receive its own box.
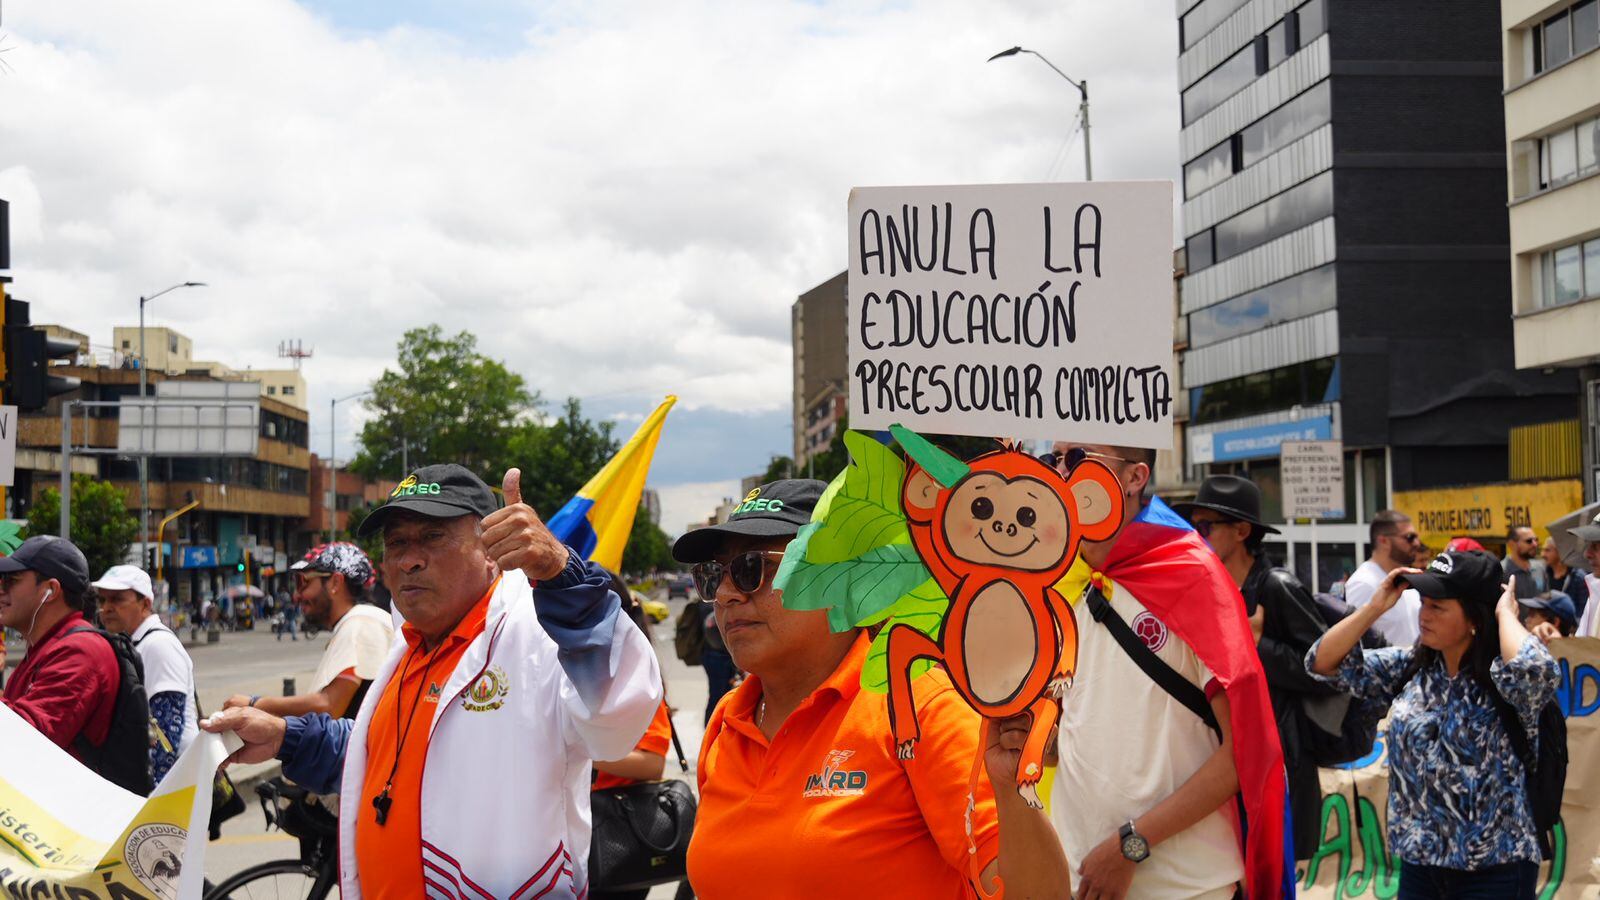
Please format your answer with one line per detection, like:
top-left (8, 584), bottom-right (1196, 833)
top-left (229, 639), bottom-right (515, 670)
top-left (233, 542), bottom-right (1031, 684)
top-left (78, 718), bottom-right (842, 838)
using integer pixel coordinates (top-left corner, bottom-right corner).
top-left (66, 625), bottom-right (155, 796)
top-left (1301, 590), bottom-right (1389, 766)
top-left (1494, 695), bottom-right (1568, 860)
top-left (673, 602), bottom-right (706, 667)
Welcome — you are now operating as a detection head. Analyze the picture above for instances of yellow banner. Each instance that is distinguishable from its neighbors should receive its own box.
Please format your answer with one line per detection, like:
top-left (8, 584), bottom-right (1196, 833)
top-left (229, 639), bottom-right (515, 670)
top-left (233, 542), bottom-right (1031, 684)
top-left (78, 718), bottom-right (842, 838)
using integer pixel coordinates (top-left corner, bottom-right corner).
top-left (1297, 637), bottom-right (1600, 897)
top-left (0, 704), bottom-right (237, 899)
top-left (1393, 479), bottom-right (1583, 550)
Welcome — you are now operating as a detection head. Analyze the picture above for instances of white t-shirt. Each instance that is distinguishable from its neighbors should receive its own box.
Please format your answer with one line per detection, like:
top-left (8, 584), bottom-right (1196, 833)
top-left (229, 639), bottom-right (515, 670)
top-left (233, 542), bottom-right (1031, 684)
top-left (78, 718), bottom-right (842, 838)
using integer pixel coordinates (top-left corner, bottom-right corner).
top-left (1342, 560), bottom-right (1421, 647)
top-left (311, 604), bottom-right (396, 694)
top-left (131, 614), bottom-right (198, 757)
top-left (1050, 583), bottom-right (1243, 900)
top-left (1579, 573), bottom-right (1600, 638)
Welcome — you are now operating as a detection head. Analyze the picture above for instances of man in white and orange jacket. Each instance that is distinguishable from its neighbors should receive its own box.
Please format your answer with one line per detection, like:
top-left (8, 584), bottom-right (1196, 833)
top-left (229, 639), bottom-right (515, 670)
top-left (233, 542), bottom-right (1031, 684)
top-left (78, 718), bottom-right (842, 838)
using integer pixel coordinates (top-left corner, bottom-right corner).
top-left (204, 463), bottom-right (661, 899)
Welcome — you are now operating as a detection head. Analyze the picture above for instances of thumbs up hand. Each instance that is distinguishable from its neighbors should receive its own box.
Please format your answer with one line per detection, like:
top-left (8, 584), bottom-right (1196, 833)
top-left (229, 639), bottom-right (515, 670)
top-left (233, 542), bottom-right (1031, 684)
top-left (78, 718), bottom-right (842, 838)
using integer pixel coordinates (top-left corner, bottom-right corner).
top-left (481, 468), bottom-right (570, 584)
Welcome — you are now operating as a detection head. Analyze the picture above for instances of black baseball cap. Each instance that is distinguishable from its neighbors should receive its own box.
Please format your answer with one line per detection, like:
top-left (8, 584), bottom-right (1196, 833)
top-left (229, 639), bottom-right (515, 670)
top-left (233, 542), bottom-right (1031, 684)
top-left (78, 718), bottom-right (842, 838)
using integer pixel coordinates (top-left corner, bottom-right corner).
top-left (356, 464), bottom-right (501, 538)
top-left (672, 479), bottom-right (827, 563)
top-left (1400, 550), bottom-right (1503, 607)
top-left (0, 535), bottom-right (91, 596)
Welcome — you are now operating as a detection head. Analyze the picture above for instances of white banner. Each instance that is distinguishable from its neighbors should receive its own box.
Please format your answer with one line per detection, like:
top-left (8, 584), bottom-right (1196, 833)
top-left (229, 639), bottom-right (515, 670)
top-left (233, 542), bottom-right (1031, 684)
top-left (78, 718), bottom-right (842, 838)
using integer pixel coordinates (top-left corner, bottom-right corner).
top-left (847, 181), bottom-right (1175, 447)
top-left (0, 704), bottom-right (239, 899)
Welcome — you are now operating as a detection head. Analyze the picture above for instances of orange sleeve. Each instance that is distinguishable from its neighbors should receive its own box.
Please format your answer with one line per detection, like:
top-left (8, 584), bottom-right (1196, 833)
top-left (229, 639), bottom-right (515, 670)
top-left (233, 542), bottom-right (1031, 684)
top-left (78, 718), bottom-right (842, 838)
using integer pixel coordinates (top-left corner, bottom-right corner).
top-left (635, 702), bottom-right (673, 757)
top-left (900, 680), bottom-right (1002, 879)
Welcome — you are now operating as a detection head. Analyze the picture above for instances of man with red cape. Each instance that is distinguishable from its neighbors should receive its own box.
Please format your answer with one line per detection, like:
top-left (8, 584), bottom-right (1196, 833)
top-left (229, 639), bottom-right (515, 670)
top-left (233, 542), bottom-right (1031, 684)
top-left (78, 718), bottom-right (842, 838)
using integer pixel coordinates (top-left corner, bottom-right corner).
top-left (1048, 442), bottom-right (1293, 900)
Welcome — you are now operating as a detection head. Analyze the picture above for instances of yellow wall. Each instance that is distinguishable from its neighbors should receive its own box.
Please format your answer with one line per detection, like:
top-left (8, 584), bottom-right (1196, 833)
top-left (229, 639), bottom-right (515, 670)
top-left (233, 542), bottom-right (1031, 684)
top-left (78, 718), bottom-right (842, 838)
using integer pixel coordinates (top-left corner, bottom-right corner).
top-left (1395, 479), bottom-right (1584, 548)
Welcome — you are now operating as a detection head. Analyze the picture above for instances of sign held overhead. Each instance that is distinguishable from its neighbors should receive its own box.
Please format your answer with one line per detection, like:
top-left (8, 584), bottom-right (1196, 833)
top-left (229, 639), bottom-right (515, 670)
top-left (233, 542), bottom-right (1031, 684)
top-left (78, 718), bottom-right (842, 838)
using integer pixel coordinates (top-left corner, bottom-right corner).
top-left (847, 181), bottom-right (1175, 446)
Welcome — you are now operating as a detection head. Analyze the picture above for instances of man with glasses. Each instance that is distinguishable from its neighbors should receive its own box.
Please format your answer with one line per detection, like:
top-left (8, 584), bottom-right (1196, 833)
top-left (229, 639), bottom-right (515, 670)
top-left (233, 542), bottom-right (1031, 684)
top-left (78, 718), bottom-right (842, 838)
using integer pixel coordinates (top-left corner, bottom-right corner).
top-left (1502, 526), bottom-right (1548, 600)
top-left (1343, 510), bottom-right (1423, 646)
top-left (1037, 442), bottom-right (1289, 900)
top-left (0, 537), bottom-right (121, 764)
top-left (223, 542), bottom-right (393, 719)
top-left (93, 564), bottom-right (197, 784)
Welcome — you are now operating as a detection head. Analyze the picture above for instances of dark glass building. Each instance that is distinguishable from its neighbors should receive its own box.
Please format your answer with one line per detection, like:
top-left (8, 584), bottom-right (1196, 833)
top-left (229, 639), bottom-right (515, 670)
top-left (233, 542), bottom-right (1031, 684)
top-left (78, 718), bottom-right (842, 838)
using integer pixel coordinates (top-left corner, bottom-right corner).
top-left (1175, 0), bottom-right (1578, 588)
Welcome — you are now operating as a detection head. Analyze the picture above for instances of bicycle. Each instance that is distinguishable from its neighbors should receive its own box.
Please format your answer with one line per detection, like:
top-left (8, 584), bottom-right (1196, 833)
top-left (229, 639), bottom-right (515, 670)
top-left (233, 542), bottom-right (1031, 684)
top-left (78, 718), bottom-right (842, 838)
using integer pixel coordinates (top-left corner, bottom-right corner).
top-left (204, 778), bottom-right (339, 900)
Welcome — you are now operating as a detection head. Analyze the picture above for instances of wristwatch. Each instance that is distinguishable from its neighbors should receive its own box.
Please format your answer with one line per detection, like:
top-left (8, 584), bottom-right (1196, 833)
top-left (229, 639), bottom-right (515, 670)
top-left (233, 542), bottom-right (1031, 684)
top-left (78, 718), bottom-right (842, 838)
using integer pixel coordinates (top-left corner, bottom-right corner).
top-left (1119, 821), bottom-right (1150, 863)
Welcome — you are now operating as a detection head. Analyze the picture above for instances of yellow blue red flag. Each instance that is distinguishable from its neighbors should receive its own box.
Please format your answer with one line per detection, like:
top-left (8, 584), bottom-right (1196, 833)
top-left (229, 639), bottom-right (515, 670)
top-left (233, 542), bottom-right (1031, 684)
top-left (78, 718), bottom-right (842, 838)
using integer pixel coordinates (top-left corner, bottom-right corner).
top-left (547, 395), bottom-right (676, 572)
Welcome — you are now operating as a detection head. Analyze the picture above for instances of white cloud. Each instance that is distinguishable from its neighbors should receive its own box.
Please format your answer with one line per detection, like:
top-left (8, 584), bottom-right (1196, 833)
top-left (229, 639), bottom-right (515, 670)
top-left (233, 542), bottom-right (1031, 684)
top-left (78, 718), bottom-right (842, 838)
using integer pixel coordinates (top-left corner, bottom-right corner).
top-left (0, 0), bottom-right (1180, 489)
top-left (654, 478), bottom-right (741, 539)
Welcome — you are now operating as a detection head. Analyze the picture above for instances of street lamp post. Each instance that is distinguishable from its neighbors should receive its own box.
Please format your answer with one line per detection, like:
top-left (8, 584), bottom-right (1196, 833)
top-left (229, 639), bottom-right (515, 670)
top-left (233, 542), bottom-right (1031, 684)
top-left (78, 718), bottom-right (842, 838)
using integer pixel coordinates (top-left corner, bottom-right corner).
top-left (329, 390), bottom-right (371, 540)
top-left (138, 281), bottom-right (206, 572)
top-left (988, 46), bottom-right (1093, 181)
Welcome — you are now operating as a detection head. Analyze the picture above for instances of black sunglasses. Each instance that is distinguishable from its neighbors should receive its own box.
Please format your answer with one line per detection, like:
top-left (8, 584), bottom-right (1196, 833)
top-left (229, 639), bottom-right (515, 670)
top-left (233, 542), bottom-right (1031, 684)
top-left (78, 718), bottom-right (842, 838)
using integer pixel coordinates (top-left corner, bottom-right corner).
top-left (1191, 518), bottom-right (1241, 538)
top-left (691, 550), bottom-right (785, 602)
top-left (1037, 447), bottom-right (1135, 473)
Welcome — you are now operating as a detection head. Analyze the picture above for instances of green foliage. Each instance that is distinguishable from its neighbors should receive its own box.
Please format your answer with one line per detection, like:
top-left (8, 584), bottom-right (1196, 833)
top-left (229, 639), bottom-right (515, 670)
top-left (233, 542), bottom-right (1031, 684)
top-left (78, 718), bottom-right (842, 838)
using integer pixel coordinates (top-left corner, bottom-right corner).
top-left (621, 503), bottom-right (677, 575)
top-left (350, 325), bottom-right (539, 484)
top-left (803, 432), bottom-right (908, 564)
top-left (25, 477), bottom-right (139, 581)
top-left (761, 455), bottom-right (794, 483)
top-left (343, 504), bottom-right (385, 563)
top-left (0, 522), bottom-right (22, 555)
top-left (505, 398), bottom-right (618, 516)
top-left (862, 579), bottom-right (944, 692)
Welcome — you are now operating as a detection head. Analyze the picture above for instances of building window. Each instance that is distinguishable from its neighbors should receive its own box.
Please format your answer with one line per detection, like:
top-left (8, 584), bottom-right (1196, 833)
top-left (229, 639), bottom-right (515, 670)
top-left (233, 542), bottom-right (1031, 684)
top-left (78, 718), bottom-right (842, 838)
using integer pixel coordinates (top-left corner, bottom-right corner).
top-left (1520, 114), bottom-right (1600, 198)
top-left (1533, 0), bottom-right (1599, 75)
top-left (266, 385), bottom-right (277, 395)
top-left (169, 334), bottom-right (178, 353)
top-left (1180, 0), bottom-right (1326, 126)
top-left (121, 340), bottom-right (130, 349)
top-left (1183, 41), bottom-right (1259, 124)
top-left (1189, 357), bottom-right (1338, 424)
top-left (1179, 0), bottom-right (1253, 51)
top-left (1183, 79), bottom-right (1331, 200)
top-left (1189, 170), bottom-right (1333, 271)
top-left (1187, 264), bottom-right (1337, 348)
top-left (1536, 237), bottom-right (1600, 308)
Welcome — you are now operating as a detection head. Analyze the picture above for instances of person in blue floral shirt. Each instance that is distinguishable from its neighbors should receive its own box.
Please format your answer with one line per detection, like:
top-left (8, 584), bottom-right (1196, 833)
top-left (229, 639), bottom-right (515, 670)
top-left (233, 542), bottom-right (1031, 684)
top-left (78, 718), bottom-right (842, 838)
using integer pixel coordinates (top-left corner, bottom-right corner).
top-left (1308, 549), bottom-right (1559, 900)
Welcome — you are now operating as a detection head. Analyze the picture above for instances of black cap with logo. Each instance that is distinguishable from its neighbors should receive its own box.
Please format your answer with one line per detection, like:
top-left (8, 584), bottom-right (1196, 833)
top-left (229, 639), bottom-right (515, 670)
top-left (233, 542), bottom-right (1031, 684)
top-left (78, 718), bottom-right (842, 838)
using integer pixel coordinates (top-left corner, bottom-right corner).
top-left (0, 535), bottom-right (91, 596)
top-left (1400, 550), bottom-right (1503, 607)
top-left (356, 464), bottom-right (502, 538)
top-left (671, 479), bottom-right (827, 563)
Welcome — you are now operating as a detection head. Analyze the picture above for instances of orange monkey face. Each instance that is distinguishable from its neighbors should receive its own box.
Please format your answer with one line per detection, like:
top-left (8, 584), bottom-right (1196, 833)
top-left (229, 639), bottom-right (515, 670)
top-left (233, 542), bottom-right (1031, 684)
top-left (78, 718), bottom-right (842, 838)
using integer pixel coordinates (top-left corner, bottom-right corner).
top-left (904, 449), bottom-right (1125, 580)
top-left (942, 471), bottom-right (1070, 572)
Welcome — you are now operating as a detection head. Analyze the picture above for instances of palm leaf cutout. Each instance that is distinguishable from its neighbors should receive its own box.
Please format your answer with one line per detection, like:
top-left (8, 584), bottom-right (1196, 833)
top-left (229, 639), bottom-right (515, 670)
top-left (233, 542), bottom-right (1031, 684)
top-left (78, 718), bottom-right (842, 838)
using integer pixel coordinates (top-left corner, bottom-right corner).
top-left (779, 540), bottom-right (930, 633)
top-left (802, 431), bottom-right (909, 564)
top-left (861, 578), bottom-right (946, 693)
top-left (0, 522), bottom-right (21, 556)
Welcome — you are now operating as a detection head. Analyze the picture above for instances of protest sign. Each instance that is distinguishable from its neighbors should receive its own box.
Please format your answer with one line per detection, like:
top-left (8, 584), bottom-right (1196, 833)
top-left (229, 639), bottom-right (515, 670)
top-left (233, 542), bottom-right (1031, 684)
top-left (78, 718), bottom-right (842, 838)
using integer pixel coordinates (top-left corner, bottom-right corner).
top-left (847, 181), bottom-right (1175, 447)
top-left (1298, 637), bottom-right (1600, 897)
top-left (0, 703), bottom-right (238, 899)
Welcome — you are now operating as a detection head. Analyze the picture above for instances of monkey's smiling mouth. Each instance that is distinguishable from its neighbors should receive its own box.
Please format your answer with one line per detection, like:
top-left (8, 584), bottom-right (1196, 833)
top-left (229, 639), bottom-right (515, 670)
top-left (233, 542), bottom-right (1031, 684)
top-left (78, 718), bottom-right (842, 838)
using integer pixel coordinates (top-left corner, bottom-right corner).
top-left (977, 531), bottom-right (1039, 558)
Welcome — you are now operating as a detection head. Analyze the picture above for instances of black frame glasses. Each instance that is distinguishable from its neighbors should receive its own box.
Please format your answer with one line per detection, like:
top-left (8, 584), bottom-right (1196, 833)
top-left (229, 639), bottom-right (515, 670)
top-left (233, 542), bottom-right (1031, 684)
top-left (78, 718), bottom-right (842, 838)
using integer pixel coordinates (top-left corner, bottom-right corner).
top-left (1037, 447), bottom-right (1135, 474)
top-left (691, 550), bottom-right (786, 602)
top-left (1190, 518), bottom-right (1240, 538)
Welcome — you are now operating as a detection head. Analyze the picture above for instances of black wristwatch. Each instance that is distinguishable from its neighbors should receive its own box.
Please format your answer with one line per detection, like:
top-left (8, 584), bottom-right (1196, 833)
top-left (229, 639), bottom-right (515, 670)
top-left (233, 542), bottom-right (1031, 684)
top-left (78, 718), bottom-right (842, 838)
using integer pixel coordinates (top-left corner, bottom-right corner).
top-left (1119, 821), bottom-right (1150, 863)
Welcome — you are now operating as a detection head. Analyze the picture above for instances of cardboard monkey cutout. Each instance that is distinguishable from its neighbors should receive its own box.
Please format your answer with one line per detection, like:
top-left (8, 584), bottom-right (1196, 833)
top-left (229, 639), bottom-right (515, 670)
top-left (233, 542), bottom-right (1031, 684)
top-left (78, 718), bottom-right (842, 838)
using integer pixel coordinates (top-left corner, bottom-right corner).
top-left (775, 425), bottom-right (1123, 809)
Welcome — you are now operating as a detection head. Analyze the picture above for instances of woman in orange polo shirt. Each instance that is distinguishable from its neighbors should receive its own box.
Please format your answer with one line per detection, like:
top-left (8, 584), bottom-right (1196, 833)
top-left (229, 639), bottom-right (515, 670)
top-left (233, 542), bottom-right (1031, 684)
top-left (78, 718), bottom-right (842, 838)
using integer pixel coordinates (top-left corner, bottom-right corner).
top-left (672, 479), bottom-right (1070, 900)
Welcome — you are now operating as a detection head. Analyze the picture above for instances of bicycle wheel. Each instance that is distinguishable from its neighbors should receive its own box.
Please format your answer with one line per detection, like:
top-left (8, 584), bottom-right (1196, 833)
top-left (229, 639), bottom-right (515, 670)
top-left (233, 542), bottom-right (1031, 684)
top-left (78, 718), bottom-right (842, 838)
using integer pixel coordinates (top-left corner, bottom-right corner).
top-left (204, 858), bottom-right (334, 900)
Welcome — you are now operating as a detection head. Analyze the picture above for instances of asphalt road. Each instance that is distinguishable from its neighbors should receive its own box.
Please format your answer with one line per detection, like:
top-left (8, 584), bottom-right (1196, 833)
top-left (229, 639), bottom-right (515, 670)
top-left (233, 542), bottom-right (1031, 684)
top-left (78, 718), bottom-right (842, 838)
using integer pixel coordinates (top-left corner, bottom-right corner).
top-left (198, 594), bottom-right (712, 896)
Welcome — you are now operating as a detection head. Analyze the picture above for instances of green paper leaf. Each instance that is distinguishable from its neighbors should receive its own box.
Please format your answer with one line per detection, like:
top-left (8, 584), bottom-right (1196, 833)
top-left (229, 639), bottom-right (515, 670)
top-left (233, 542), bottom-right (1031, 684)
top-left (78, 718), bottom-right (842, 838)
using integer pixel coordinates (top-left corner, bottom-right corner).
top-left (889, 423), bottom-right (969, 489)
top-left (777, 543), bottom-right (931, 632)
top-left (803, 432), bottom-right (909, 565)
top-left (0, 522), bottom-right (22, 556)
top-left (861, 578), bottom-right (948, 693)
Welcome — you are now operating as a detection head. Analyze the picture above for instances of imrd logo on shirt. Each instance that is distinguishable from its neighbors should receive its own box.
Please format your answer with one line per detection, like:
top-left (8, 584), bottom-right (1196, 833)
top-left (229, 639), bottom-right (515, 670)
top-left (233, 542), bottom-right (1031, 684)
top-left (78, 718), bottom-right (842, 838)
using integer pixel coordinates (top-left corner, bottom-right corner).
top-left (802, 749), bottom-right (868, 798)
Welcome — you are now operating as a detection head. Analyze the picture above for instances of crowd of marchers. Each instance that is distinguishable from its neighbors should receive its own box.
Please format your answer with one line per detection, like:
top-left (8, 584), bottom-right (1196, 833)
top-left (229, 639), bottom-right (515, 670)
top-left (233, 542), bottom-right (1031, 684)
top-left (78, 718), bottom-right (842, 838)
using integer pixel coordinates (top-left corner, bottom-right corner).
top-left (1, 443), bottom-right (1593, 900)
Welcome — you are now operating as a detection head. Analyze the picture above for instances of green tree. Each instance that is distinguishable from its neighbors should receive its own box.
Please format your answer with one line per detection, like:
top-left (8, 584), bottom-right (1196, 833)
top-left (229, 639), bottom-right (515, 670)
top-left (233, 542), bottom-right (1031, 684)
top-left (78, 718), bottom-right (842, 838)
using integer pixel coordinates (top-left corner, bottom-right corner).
top-left (26, 476), bottom-right (140, 581)
top-left (761, 455), bottom-right (795, 483)
top-left (350, 325), bottom-right (539, 484)
top-left (344, 504), bottom-right (385, 563)
top-left (621, 502), bottom-right (677, 575)
top-left (505, 398), bottom-right (619, 516)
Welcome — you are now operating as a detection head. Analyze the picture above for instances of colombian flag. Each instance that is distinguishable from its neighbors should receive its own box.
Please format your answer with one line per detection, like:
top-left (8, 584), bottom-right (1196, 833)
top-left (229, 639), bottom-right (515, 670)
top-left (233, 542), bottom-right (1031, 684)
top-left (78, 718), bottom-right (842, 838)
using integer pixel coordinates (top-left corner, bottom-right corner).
top-left (547, 395), bottom-right (676, 572)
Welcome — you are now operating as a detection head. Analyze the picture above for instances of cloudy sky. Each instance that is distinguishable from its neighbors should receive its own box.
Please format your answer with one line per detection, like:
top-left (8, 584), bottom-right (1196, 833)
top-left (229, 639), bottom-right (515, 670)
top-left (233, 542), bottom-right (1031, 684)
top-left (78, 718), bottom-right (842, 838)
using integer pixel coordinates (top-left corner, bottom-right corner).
top-left (0, 0), bottom-right (1181, 534)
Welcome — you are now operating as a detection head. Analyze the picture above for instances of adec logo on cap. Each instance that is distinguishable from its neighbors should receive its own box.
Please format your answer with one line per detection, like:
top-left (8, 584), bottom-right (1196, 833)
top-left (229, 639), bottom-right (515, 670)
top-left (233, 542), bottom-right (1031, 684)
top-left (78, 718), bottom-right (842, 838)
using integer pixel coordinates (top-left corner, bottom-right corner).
top-left (391, 475), bottom-right (443, 498)
top-left (731, 487), bottom-right (785, 517)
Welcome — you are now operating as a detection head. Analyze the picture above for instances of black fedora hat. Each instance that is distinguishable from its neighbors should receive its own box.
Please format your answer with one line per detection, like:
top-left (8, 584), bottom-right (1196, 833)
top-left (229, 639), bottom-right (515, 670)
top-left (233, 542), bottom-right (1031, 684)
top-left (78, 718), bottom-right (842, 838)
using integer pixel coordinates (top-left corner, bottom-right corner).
top-left (1171, 475), bottom-right (1281, 536)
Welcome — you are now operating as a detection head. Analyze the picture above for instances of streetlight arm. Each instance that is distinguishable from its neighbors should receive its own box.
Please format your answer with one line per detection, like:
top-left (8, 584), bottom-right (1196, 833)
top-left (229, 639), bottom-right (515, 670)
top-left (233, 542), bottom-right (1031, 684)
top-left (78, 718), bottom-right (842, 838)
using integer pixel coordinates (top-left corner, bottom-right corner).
top-left (1022, 50), bottom-right (1084, 94)
top-left (142, 281), bottom-right (208, 306)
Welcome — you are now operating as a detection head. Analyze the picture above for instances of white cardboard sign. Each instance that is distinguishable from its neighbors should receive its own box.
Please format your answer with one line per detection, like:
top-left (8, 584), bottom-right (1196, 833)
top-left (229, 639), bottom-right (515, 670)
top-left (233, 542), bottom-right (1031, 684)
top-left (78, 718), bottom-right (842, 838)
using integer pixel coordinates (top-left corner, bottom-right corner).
top-left (1282, 440), bottom-right (1345, 520)
top-left (0, 405), bottom-right (15, 487)
top-left (847, 181), bottom-right (1175, 447)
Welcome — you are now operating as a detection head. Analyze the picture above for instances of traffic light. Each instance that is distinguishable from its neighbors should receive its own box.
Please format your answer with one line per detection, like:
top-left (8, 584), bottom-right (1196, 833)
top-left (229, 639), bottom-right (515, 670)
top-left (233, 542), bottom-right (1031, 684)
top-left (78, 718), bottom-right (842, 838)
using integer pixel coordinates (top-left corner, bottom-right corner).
top-left (4, 298), bottom-right (80, 411)
top-left (236, 561), bottom-right (246, 573)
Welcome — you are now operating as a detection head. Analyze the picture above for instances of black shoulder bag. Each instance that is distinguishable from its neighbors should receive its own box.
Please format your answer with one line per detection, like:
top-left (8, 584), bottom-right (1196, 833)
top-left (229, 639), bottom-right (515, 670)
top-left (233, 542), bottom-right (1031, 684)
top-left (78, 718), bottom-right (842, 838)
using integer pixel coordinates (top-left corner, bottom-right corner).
top-left (588, 708), bottom-right (698, 891)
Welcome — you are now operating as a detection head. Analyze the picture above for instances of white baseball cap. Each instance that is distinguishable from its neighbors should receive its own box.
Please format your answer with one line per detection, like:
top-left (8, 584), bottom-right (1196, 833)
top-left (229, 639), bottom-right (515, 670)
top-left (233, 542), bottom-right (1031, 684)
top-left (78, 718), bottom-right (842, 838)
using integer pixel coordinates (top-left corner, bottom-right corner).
top-left (90, 564), bottom-right (154, 601)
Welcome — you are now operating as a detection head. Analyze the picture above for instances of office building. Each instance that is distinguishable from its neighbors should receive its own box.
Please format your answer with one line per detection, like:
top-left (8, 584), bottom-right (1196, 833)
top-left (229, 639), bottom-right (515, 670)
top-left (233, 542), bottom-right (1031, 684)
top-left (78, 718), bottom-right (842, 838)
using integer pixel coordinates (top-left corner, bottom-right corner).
top-left (1176, 0), bottom-right (1578, 588)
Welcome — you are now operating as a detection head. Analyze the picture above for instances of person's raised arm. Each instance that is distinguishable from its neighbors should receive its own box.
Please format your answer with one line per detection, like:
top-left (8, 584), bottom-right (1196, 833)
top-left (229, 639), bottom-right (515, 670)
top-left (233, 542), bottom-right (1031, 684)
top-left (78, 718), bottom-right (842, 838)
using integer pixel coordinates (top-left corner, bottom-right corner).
top-left (483, 468), bottom-right (662, 761)
top-left (982, 711), bottom-right (1072, 899)
top-left (1313, 568), bottom-right (1417, 676)
top-left (224, 675), bottom-right (360, 719)
top-left (201, 708), bottom-right (352, 795)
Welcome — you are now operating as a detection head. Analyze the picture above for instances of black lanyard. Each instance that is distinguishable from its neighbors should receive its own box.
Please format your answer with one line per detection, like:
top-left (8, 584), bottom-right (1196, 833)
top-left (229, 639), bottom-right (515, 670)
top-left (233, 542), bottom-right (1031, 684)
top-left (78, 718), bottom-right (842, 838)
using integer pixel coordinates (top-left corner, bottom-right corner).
top-left (371, 641), bottom-right (445, 826)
